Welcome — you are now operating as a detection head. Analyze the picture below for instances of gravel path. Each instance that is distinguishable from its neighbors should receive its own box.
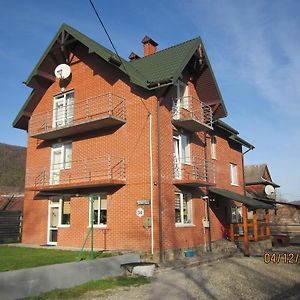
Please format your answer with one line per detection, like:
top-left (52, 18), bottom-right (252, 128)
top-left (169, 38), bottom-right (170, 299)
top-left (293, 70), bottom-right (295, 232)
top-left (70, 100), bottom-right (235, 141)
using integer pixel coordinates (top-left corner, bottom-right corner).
top-left (94, 256), bottom-right (300, 300)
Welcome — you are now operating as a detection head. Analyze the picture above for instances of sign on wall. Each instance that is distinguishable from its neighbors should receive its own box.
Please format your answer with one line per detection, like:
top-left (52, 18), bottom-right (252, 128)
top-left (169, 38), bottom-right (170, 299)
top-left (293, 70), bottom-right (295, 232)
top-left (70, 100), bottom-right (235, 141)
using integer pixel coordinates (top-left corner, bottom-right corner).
top-left (136, 207), bottom-right (144, 218)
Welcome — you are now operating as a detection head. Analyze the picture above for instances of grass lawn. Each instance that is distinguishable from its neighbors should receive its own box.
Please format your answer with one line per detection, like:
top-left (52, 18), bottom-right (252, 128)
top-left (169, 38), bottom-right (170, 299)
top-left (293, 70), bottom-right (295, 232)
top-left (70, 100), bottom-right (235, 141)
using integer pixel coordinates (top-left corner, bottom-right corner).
top-left (24, 276), bottom-right (150, 300)
top-left (0, 245), bottom-right (120, 272)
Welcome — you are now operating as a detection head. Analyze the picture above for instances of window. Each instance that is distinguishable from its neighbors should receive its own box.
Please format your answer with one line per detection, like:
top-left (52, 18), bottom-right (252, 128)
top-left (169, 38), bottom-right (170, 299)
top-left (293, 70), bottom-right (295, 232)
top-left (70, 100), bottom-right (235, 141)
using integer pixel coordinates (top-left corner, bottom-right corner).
top-left (89, 194), bottom-right (107, 227)
top-left (173, 133), bottom-right (190, 165)
top-left (49, 198), bottom-right (71, 226)
top-left (211, 136), bottom-right (217, 159)
top-left (50, 143), bottom-right (72, 184)
top-left (60, 199), bottom-right (71, 225)
top-left (176, 80), bottom-right (189, 109)
top-left (173, 81), bottom-right (189, 119)
top-left (53, 90), bottom-right (74, 128)
top-left (230, 163), bottom-right (238, 185)
top-left (231, 206), bottom-right (242, 223)
top-left (175, 192), bottom-right (192, 225)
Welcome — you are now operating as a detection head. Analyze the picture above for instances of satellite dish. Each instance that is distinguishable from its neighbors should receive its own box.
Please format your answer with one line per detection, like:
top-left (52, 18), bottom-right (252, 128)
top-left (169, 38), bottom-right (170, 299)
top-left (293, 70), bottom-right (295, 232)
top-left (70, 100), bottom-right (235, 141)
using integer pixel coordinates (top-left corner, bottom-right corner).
top-left (265, 185), bottom-right (275, 196)
top-left (54, 64), bottom-right (71, 79)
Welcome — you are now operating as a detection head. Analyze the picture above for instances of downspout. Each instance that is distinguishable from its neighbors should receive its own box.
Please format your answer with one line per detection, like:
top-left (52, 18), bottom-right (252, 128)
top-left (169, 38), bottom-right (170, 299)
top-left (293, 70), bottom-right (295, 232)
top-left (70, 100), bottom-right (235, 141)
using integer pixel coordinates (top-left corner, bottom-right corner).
top-left (157, 97), bottom-right (163, 262)
top-left (155, 86), bottom-right (172, 262)
top-left (149, 112), bottom-right (154, 255)
top-left (242, 145), bottom-right (254, 257)
top-left (204, 132), bottom-right (212, 252)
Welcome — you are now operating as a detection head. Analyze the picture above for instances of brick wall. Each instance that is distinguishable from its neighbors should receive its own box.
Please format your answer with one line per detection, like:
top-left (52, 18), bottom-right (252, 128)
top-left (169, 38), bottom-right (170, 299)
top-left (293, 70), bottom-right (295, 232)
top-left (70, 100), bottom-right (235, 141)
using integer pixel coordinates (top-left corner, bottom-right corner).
top-left (22, 43), bottom-right (245, 254)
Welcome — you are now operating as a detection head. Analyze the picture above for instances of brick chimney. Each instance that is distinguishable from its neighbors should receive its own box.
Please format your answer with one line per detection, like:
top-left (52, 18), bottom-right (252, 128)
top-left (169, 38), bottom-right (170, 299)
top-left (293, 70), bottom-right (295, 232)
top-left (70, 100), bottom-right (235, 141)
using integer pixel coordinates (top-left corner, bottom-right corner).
top-left (142, 35), bottom-right (158, 57)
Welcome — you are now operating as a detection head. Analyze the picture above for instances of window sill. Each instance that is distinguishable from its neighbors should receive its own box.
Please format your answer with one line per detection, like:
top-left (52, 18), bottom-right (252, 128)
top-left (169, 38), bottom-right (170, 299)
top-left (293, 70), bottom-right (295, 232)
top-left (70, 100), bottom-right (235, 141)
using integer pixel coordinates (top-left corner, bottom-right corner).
top-left (230, 183), bottom-right (239, 187)
top-left (175, 223), bottom-right (195, 228)
top-left (88, 225), bottom-right (108, 229)
top-left (58, 225), bottom-right (70, 228)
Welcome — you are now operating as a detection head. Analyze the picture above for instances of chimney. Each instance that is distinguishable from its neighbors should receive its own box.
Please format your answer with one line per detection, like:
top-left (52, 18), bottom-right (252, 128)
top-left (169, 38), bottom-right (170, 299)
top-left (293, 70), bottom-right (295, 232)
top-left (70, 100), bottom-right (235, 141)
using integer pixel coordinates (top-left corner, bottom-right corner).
top-left (128, 52), bottom-right (141, 61)
top-left (142, 35), bottom-right (158, 57)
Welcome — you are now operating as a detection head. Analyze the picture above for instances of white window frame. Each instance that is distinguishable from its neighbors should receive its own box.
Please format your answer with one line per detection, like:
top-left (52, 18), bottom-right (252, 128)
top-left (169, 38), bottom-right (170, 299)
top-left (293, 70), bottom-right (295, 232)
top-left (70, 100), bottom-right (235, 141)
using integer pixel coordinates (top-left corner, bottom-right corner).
top-left (231, 206), bottom-right (242, 224)
top-left (176, 80), bottom-right (189, 109)
top-left (175, 192), bottom-right (193, 227)
top-left (211, 135), bottom-right (217, 160)
top-left (52, 90), bottom-right (74, 129)
top-left (173, 133), bottom-right (190, 165)
top-left (50, 142), bottom-right (72, 185)
top-left (230, 163), bottom-right (238, 186)
top-left (89, 194), bottom-right (107, 228)
top-left (49, 198), bottom-right (71, 228)
top-left (58, 198), bottom-right (71, 227)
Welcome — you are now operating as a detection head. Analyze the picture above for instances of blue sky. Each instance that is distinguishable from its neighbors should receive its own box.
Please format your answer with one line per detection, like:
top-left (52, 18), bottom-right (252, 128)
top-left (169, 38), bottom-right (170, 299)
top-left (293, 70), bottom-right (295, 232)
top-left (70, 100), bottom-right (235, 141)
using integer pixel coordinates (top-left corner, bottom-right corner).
top-left (0, 0), bottom-right (299, 201)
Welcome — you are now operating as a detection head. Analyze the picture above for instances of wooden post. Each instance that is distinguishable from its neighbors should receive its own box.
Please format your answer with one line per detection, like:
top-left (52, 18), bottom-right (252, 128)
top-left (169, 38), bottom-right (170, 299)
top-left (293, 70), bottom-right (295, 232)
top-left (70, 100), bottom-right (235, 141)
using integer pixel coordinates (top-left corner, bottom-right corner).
top-left (242, 205), bottom-right (249, 257)
top-left (230, 223), bottom-right (234, 241)
top-left (253, 210), bottom-right (258, 241)
top-left (265, 209), bottom-right (270, 238)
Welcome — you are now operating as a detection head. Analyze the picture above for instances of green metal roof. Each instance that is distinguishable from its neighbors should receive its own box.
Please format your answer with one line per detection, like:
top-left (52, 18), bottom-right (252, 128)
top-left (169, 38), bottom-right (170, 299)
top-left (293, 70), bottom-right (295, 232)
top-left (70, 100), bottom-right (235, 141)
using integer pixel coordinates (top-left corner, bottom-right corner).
top-left (130, 37), bottom-right (200, 87)
top-left (13, 23), bottom-right (227, 129)
top-left (209, 187), bottom-right (275, 210)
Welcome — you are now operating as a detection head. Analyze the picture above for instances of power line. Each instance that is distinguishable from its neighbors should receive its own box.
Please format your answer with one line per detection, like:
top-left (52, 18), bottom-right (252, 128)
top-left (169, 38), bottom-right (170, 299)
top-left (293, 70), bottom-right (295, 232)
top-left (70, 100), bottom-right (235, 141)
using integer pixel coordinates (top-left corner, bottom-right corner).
top-left (88, 0), bottom-right (129, 77)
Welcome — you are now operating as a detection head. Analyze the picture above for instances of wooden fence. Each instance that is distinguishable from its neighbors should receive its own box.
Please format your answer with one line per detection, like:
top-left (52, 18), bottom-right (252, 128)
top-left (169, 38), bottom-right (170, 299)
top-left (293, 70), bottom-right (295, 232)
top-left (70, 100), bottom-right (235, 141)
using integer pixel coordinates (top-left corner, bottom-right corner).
top-left (0, 211), bottom-right (22, 243)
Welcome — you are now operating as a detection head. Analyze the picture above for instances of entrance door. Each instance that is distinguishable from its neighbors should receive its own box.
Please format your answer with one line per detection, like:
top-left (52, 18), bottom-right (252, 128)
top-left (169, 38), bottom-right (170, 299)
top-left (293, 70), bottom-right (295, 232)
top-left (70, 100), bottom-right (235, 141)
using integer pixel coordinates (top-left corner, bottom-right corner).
top-left (48, 200), bottom-right (59, 245)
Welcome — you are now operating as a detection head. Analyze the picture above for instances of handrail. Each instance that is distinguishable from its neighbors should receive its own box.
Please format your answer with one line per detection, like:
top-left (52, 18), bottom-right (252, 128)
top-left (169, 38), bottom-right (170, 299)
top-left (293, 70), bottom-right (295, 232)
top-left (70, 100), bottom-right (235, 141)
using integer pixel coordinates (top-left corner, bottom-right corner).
top-left (173, 155), bottom-right (215, 184)
top-left (29, 93), bottom-right (126, 136)
top-left (26, 155), bottom-right (126, 188)
top-left (172, 96), bottom-right (213, 128)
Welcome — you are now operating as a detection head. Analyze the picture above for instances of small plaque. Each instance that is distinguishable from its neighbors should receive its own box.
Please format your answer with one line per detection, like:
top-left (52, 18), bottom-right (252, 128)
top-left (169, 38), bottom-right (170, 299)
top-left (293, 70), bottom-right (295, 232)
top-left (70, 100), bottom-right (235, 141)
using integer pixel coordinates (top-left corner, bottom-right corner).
top-left (137, 199), bottom-right (151, 205)
top-left (136, 208), bottom-right (144, 218)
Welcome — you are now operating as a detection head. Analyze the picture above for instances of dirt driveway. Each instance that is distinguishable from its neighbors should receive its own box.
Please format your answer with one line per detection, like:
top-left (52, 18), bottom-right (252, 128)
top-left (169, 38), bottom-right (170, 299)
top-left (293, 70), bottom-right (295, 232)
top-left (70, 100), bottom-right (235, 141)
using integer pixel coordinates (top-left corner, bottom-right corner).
top-left (96, 256), bottom-right (300, 300)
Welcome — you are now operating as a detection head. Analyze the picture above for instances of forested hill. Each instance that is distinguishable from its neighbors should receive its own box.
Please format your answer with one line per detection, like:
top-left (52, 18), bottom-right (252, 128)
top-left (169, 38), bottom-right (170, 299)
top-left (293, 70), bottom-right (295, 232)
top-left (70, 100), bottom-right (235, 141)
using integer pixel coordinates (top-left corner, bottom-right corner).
top-left (0, 143), bottom-right (26, 191)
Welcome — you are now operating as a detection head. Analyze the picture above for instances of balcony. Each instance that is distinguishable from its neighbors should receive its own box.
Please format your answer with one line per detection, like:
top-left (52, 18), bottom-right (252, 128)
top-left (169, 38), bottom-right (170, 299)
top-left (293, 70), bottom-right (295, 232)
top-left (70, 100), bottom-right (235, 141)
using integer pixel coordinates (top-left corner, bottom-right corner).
top-left (29, 93), bottom-right (126, 140)
top-left (173, 156), bottom-right (215, 187)
top-left (26, 156), bottom-right (126, 193)
top-left (172, 96), bottom-right (213, 132)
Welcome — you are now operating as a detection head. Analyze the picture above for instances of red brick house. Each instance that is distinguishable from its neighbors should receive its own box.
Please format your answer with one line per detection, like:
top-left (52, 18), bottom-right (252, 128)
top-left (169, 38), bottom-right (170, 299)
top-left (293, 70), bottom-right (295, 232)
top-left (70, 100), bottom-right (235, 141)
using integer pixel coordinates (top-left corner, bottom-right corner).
top-left (13, 24), bottom-right (269, 258)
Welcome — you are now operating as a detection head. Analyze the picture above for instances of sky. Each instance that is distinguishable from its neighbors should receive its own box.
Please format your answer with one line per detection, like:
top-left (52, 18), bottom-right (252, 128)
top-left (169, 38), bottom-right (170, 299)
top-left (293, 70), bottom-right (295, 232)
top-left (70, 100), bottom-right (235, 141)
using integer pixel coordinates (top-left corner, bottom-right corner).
top-left (0, 0), bottom-right (299, 201)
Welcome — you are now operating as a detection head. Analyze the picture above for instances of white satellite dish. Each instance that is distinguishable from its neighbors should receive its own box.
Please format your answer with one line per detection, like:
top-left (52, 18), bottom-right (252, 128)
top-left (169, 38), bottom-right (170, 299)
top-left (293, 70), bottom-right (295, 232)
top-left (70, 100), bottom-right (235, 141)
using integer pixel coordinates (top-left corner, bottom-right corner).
top-left (265, 185), bottom-right (275, 196)
top-left (54, 64), bottom-right (71, 79)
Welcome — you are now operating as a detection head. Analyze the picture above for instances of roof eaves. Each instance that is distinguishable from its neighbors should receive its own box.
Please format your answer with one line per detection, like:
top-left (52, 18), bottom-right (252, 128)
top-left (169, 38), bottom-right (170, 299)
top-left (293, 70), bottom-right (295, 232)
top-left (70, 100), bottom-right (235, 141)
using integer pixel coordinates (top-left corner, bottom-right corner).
top-left (214, 120), bottom-right (239, 134)
top-left (12, 90), bottom-right (35, 128)
top-left (25, 23), bottom-right (69, 86)
top-left (200, 37), bottom-right (228, 117)
top-left (229, 135), bottom-right (255, 150)
top-left (170, 37), bottom-right (201, 85)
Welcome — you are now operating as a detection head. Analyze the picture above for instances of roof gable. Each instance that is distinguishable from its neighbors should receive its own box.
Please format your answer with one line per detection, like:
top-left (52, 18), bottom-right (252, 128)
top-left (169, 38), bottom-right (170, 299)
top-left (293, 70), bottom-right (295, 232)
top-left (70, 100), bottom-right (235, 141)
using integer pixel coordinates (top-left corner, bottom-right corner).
top-left (13, 23), bottom-right (227, 129)
top-left (130, 37), bottom-right (200, 86)
top-left (244, 164), bottom-right (279, 187)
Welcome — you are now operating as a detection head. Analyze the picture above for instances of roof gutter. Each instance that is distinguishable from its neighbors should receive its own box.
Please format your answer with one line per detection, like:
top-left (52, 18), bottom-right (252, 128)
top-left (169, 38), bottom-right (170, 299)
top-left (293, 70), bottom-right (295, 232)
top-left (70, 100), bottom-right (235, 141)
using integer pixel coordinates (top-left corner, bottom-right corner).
top-left (147, 77), bottom-right (173, 89)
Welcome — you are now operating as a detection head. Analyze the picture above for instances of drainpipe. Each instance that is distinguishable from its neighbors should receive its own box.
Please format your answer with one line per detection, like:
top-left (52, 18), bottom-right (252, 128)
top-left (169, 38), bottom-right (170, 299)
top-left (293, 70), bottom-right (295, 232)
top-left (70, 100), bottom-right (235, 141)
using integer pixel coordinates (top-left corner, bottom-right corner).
top-left (242, 145), bottom-right (254, 257)
top-left (157, 97), bottom-right (163, 262)
top-left (149, 112), bottom-right (154, 255)
top-left (204, 133), bottom-right (212, 252)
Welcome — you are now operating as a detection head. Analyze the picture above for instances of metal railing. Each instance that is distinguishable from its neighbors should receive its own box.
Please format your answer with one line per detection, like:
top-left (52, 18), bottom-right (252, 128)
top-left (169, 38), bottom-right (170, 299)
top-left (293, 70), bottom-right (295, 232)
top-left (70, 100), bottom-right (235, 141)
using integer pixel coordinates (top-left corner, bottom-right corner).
top-left (173, 155), bottom-right (215, 184)
top-left (172, 96), bottom-right (213, 128)
top-left (26, 156), bottom-right (126, 188)
top-left (29, 93), bottom-right (126, 136)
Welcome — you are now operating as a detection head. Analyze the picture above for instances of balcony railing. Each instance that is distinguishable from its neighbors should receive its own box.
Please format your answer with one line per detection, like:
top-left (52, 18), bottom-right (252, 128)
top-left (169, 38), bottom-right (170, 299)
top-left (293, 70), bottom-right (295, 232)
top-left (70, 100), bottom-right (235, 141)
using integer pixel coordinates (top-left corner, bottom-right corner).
top-left (173, 155), bottom-right (215, 186)
top-left (26, 155), bottom-right (126, 191)
top-left (172, 96), bottom-right (213, 132)
top-left (29, 93), bottom-right (126, 140)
